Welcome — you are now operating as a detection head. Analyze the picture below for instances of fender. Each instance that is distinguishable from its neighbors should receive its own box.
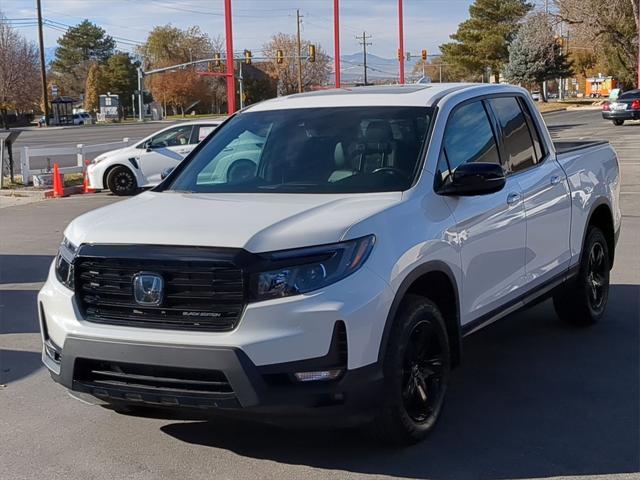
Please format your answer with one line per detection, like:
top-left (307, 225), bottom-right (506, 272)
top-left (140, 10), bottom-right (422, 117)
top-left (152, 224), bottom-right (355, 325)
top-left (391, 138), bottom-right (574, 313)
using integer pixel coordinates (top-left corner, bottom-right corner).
top-left (580, 197), bottom-right (616, 267)
top-left (377, 260), bottom-right (462, 367)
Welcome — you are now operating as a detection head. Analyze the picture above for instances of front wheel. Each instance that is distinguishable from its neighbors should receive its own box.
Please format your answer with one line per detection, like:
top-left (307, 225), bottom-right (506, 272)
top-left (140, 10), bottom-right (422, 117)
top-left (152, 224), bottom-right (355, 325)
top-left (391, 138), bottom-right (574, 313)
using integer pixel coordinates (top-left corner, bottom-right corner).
top-left (553, 227), bottom-right (610, 325)
top-left (107, 166), bottom-right (138, 196)
top-left (371, 295), bottom-right (450, 445)
top-left (612, 119), bottom-right (624, 126)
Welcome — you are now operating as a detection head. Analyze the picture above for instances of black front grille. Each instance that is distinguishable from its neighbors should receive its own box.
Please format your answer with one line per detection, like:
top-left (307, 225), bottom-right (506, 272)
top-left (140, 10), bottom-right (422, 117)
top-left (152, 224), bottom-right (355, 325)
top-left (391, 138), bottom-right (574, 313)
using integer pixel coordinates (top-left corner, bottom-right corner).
top-left (75, 251), bottom-right (246, 332)
top-left (74, 358), bottom-right (234, 397)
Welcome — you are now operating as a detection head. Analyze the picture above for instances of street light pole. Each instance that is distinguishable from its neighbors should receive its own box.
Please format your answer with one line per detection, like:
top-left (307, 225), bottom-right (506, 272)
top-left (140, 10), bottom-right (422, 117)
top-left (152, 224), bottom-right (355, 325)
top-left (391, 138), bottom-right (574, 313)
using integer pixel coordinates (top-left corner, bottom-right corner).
top-left (137, 68), bottom-right (144, 122)
top-left (333, 0), bottom-right (341, 88)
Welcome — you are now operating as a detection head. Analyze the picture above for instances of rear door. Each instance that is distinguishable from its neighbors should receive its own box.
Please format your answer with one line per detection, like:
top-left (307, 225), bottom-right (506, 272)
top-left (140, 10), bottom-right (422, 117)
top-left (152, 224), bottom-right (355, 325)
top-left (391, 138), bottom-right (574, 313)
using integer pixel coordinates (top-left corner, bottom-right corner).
top-left (487, 95), bottom-right (571, 288)
top-left (438, 99), bottom-right (527, 324)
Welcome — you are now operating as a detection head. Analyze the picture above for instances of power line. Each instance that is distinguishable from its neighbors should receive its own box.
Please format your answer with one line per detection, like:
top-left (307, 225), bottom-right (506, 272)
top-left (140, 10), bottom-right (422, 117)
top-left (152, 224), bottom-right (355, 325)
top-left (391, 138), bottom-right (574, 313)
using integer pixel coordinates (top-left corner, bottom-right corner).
top-left (356, 31), bottom-right (372, 85)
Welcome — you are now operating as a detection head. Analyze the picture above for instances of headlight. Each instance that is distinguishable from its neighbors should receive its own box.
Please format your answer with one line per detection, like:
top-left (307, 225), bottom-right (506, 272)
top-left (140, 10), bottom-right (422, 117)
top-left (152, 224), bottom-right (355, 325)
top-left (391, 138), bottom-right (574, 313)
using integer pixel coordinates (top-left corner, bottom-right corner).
top-left (251, 235), bottom-right (375, 302)
top-left (55, 236), bottom-right (78, 290)
top-left (91, 154), bottom-right (106, 165)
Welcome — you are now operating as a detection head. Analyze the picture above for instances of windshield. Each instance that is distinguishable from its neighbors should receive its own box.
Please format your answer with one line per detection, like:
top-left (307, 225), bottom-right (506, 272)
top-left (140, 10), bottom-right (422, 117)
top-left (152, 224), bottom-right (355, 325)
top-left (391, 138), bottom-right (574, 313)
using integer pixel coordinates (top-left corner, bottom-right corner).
top-left (162, 106), bottom-right (433, 194)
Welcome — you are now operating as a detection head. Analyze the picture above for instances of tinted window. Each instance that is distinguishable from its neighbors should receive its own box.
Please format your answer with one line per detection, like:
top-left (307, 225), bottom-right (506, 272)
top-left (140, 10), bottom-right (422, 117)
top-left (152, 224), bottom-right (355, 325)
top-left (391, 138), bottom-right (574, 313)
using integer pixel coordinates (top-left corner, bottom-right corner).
top-left (440, 101), bottom-right (500, 176)
top-left (517, 97), bottom-right (545, 161)
top-left (164, 107), bottom-right (433, 194)
top-left (149, 125), bottom-right (193, 148)
top-left (619, 89), bottom-right (640, 100)
top-left (489, 97), bottom-right (536, 173)
top-left (191, 124), bottom-right (218, 144)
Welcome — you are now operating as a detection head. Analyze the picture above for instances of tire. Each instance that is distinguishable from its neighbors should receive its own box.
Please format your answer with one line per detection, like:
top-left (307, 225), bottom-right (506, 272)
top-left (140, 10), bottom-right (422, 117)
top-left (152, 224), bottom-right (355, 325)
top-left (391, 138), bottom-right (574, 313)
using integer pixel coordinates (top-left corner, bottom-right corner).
top-left (371, 294), bottom-right (451, 445)
top-left (553, 227), bottom-right (610, 326)
top-left (612, 119), bottom-right (624, 126)
top-left (106, 166), bottom-right (138, 196)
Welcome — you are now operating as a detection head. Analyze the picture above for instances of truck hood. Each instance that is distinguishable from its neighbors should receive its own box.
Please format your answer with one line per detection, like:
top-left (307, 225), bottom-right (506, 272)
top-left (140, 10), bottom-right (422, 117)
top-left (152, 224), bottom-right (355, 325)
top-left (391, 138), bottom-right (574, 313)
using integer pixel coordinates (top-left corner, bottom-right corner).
top-left (65, 191), bottom-right (402, 252)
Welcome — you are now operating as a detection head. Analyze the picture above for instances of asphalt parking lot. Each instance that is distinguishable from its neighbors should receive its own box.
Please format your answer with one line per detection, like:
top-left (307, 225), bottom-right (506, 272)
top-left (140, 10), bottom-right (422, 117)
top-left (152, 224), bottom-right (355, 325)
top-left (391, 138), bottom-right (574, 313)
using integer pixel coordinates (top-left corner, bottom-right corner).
top-left (0, 109), bottom-right (638, 480)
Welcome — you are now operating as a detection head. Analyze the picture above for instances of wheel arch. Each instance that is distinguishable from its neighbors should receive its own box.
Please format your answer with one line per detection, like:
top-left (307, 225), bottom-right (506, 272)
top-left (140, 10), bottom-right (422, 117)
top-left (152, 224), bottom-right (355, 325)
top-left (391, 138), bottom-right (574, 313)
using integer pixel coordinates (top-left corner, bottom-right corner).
top-left (103, 163), bottom-right (136, 189)
top-left (378, 261), bottom-right (462, 368)
top-left (586, 201), bottom-right (616, 269)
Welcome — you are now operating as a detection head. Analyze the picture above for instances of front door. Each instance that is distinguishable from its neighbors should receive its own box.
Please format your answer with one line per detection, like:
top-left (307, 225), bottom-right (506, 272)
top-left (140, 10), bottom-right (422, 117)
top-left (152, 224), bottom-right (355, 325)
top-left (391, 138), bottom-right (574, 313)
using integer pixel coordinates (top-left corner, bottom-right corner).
top-left (437, 100), bottom-right (527, 325)
top-left (138, 125), bottom-right (194, 185)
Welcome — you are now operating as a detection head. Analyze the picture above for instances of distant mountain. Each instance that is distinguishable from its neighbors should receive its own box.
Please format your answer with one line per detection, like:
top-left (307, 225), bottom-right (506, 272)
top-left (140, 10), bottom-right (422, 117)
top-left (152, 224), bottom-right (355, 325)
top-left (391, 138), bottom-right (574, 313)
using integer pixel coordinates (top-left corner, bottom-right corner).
top-left (339, 52), bottom-right (423, 83)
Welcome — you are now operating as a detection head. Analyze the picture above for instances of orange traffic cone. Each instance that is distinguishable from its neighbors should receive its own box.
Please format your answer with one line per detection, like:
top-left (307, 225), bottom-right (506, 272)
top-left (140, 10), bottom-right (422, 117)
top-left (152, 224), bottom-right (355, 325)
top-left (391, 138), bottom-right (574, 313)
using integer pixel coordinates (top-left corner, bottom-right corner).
top-left (53, 163), bottom-right (65, 198)
top-left (83, 160), bottom-right (95, 194)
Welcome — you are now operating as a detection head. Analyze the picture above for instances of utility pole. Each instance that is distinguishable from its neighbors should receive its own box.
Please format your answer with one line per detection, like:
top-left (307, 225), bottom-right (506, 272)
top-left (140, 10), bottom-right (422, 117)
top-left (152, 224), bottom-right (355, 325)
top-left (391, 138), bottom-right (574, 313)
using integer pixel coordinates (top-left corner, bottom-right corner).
top-left (36, 0), bottom-right (49, 126)
top-left (356, 31), bottom-right (372, 85)
top-left (296, 9), bottom-right (303, 93)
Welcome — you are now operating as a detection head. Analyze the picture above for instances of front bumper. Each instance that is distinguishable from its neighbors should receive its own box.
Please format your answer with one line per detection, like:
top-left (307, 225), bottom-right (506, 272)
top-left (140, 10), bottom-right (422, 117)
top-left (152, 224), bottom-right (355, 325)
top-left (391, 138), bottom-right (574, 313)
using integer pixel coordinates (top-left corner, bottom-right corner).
top-left (86, 164), bottom-right (104, 189)
top-left (38, 261), bottom-right (393, 416)
top-left (43, 332), bottom-right (383, 418)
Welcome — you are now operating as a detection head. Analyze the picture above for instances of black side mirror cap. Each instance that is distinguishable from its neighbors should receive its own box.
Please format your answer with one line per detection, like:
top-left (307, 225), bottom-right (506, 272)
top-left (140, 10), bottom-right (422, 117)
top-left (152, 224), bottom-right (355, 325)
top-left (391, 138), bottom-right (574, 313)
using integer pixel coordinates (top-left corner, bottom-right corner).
top-left (437, 162), bottom-right (506, 196)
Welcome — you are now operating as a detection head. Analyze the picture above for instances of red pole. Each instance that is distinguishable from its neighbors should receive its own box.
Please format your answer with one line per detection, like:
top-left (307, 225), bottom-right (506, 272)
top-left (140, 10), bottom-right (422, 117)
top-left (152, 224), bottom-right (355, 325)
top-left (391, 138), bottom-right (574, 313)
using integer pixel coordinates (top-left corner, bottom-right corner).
top-left (334, 0), bottom-right (341, 88)
top-left (398, 0), bottom-right (405, 84)
top-left (224, 0), bottom-right (236, 114)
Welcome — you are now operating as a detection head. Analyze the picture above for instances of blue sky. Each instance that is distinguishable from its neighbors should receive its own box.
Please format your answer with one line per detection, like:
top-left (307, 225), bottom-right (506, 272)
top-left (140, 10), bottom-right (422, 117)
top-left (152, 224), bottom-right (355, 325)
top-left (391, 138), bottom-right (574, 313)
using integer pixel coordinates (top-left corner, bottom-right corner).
top-left (3, 0), bottom-right (481, 58)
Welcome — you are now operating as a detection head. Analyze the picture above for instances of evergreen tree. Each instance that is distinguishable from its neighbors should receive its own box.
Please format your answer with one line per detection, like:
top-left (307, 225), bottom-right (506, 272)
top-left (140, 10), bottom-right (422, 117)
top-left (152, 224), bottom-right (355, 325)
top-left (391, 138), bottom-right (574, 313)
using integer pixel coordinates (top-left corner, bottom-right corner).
top-left (102, 52), bottom-right (137, 111)
top-left (440, 0), bottom-right (532, 82)
top-left (52, 20), bottom-right (115, 97)
top-left (505, 13), bottom-right (573, 101)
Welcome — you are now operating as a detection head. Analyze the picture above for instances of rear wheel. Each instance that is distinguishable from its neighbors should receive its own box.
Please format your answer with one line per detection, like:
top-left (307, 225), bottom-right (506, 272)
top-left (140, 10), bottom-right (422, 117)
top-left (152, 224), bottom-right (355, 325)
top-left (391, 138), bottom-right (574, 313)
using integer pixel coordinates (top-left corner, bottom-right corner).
top-left (371, 294), bottom-right (450, 445)
top-left (107, 166), bottom-right (138, 196)
top-left (553, 227), bottom-right (610, 325)
top-left (612, 119), bottom-right (625, 126)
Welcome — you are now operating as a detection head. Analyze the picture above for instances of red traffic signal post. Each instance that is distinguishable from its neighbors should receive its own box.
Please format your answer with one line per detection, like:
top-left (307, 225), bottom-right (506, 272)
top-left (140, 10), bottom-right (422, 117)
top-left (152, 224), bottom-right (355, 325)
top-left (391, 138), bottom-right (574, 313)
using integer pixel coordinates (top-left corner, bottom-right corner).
top-left (224, 0), bottom-right (237, 114)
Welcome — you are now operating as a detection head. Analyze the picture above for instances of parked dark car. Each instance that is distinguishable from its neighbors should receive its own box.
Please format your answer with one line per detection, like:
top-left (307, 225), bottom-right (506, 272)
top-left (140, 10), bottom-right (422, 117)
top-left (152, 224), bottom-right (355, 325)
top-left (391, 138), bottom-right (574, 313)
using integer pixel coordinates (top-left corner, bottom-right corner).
top-left (602, 89), bottom-right (640, 125)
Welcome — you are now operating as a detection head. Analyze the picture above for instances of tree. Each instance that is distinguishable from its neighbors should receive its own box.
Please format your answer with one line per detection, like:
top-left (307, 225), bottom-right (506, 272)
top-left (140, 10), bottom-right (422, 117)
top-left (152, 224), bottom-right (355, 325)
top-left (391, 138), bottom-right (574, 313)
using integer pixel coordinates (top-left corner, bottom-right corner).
top-left (262, 33), bottom-right (330, 95)
top-left (0, 14), bottom-right (41, 129)
top-left (102, 52), bottom-right (138, 112)
top-left (51, 20), bottom-right (115, 97)
top-left (138, 25), bottom-right (215, 115)
top-left (83, 62), bottom-right (102, 112)
top-left (440, 0), bottom-right (532, 82)
top-left (412, 56), bottom-right (461, 82)
top-left (555, 0), bottom-right (639, 87)
top-left (505, 13), bottom-right (573, 100)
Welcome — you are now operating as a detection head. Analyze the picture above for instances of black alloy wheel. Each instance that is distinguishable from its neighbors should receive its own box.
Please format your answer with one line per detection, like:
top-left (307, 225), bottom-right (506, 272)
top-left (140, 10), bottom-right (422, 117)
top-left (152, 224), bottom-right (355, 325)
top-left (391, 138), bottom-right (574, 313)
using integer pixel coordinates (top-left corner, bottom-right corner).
top-left (402, 320), bottom-right (447, 423)
top-left (107, 166), bottom-right (138, 196)
top-left (586, 240), bottom-right (607, 312)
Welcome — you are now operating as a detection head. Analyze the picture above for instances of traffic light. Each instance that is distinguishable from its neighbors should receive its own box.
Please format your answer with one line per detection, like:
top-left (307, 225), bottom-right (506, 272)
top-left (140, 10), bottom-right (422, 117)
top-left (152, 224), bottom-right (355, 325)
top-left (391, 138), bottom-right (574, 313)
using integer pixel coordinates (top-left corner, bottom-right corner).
top-left (244, 49), bottom-right (252, 65)
top-left (308, 44), bottom-right (316, 63)
top-left (422, 49), bottom-right (427, 61)
top-left (397, 49), bottom-right (404, 61)
top-left (276, 49), bottom-right (284, 64)
top-left (214, 52), bottom-right (221, 67)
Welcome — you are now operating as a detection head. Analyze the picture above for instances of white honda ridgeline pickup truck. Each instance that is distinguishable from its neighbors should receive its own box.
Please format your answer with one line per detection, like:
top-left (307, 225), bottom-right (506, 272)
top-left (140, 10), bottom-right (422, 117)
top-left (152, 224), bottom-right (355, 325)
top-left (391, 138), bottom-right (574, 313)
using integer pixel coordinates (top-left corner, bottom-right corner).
top-left (39, 84), bottom-right (621, 445)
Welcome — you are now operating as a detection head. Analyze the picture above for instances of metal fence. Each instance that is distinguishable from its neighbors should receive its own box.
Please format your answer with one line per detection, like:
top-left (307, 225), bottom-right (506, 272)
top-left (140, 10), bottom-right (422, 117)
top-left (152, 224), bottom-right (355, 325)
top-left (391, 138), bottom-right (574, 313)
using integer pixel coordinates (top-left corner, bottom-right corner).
top-left (18, 138), bottom-right (132, 184)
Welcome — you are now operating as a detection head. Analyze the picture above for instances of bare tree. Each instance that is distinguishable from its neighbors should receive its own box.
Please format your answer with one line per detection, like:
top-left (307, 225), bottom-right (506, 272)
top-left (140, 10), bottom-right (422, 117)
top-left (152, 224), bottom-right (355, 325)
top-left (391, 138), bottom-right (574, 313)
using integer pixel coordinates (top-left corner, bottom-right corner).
top-left (555, 0), bottom-right (639, 87)
top-left (0, 14), bottom-right (41, 128)
top-left (262, 33), bottom-right (330, 95)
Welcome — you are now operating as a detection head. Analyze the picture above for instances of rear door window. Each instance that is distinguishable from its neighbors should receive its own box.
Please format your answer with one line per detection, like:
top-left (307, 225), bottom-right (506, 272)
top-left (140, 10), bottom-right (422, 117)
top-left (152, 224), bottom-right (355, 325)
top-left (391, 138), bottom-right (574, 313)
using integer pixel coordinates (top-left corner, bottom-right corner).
top-left (488, 97), bottom-right (536, 173)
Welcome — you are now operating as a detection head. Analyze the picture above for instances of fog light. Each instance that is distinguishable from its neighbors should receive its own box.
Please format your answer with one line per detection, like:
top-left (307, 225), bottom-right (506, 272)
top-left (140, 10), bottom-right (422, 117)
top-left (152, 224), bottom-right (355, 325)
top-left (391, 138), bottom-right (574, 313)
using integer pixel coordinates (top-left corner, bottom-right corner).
top-left (44, 339), bottom-right (62, 364)
top-left (293, 369), bottom-right (342, 382)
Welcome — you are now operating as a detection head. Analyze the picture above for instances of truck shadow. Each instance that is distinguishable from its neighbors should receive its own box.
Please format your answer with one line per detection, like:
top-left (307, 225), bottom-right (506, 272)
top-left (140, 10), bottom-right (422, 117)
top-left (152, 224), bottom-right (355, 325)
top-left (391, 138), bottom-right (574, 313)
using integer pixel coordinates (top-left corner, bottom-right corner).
top-left (161, 284), bottom-right (639, 480)
top-left (0, 349), bottom-right (43, 384)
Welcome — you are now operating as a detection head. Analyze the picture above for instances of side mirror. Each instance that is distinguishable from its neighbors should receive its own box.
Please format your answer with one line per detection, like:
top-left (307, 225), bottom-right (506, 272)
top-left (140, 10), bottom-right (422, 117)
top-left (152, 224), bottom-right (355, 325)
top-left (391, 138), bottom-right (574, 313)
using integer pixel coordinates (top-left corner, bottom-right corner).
top-left (438, 162), bottom-right (506, 196)
top-left (160, 167), bottom-right (175, 180)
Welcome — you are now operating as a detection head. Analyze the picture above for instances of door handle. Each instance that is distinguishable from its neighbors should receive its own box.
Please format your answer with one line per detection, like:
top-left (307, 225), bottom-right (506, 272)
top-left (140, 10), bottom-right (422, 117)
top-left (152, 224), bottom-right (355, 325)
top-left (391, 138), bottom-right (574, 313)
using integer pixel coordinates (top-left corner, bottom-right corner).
top-left (550, 175), bottom-right (562, 185)
top-left (507, 192), bottom-right (522, 205)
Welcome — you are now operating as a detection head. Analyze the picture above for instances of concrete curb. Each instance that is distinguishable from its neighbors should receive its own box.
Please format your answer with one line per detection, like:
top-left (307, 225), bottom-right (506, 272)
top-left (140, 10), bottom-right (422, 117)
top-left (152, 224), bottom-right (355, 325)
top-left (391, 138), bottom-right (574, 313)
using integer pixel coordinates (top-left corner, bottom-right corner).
top-left (0, 184), bottom-right (85, 199)
top-left (540, 108), bottom-right (568, 115)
